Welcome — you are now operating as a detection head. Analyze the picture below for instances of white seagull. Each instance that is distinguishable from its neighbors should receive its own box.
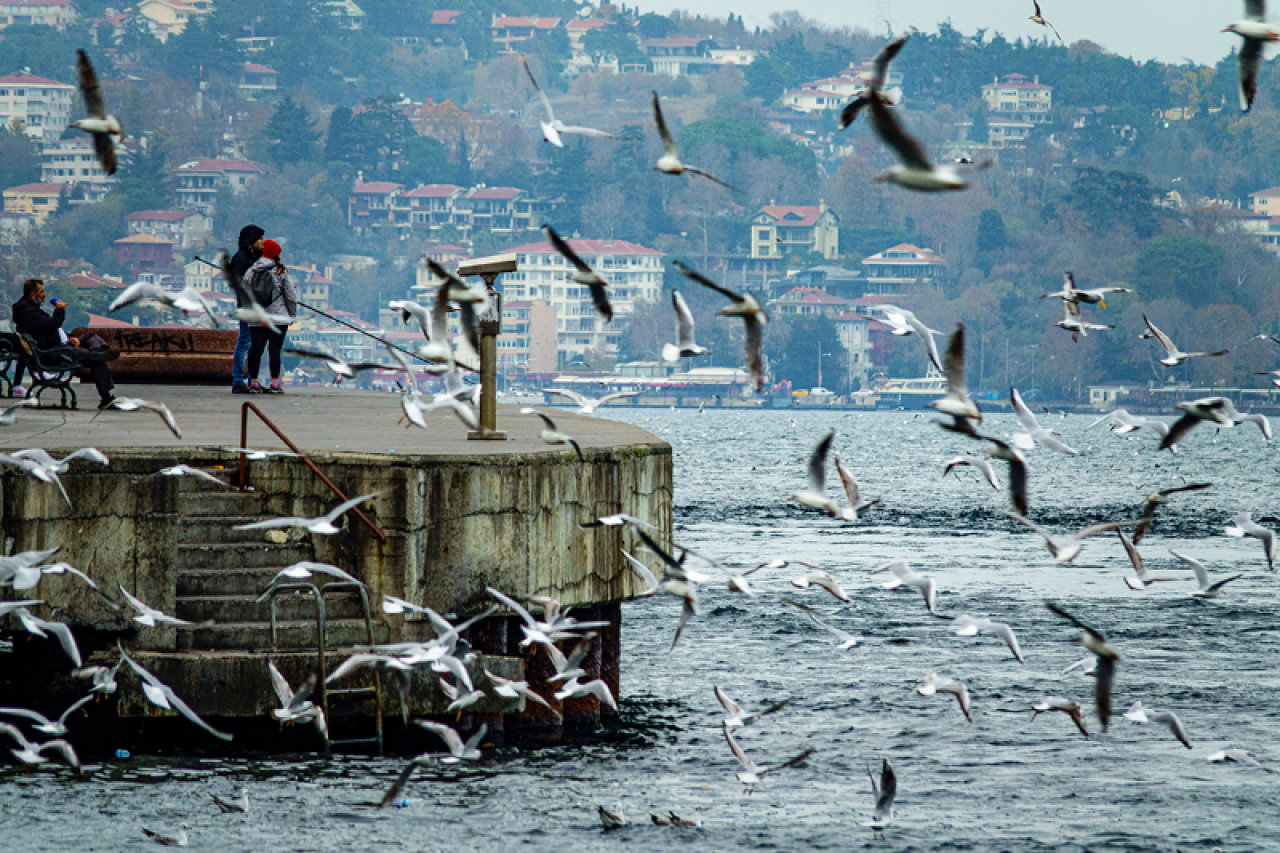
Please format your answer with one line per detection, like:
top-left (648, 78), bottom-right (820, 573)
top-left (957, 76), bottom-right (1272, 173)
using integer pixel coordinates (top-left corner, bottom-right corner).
top-left (943, 454), bottom-right (1001, 491)
top-left (1117, 530), bottom-right (1180, 591)
top-left (542, 224), bottom-right (614, 322)
top-left (119, 643), bottom-right (233, 741)
top-left (554, 677), bottom-right (618, 711)
top-left (1004, 512), bottom-right (1134, 563)
top-left (1031, 696), bottom-right (1089, 738)
top-left (1225, 0), bottom-right (1280, 112)
top-left (119, 585), bottom-right (192, 627)
top-left (234, 493), bottom-right (379, 535)
top-left (109, 283), bottom-right (218, 326)
top-left (952, 615), bottom-right (1024, 663)
top-left (1144, 314), bottom-right (1229, 367)
top-left (782, 596), bottom-right (860, 649)
top-left (1041, 272), bottom-right (1132, 309)
top-left (263, 562), bottom-right (364, 590)
top-left (790, 570), bottom-right (851, 602)
top-left (865, 759), bottom-right (897, 839)
top-left (486, 669), bottom-right (559, 718)
top-left (929, 324), bottom-right (982, 436)
top-left (0, 721), bottom-right (80, 771)
top-left (158, 465), bottom-right (232, 488)
top-left (1124, 701), bottom-right (1192, 749)
top-left (0, 693), bottom-right (94, 736)
top-left (879, 304), bottom-right (943, 373)
top-left (521, 408), bottom-right (585, 461)
top-left (1011, 387), bottom-right (1078, 455)
top-left (873, 561), bottom-right (937, 613)
top-left (142, 825), bottom-right (190, 847)
top-left (13, 606), bottom-right (82, 667)
top-left (651, 91), bottom-right (739, 191)
top-left (721, 722), bottom-right (813, 791)
top-left (0, 447), bottom-right (108, 507)
top-left (72, 50), bottom-right (122, 175)
top-left (916, 673), bottom-right (973, 722)
top-left (790, 430), bottom-right (839, 516)
top-left (1056, 299), bottom-right (1113, 342)
top-left (661, 291), bottom-right (710, 362)
top-left (1224, 512), bottom-right (1275, 570)
top-left (538, 387), bottom-right (640, 415)
top-left (523, 55), bottom-right (629, 146)
top-left (833, 454), bottom-right (880, 521)
top-left (1169, 550), bottom-right (1244, 598)
top-left (283, 347), bottom-right (382, 383)
top-left (672, 260), bottom-right (769, 391)
top-left (1161, 397), bottom-right (1270, 450)
top-left (1088, 409), bottom-right (1169, 441)
top-left (107, 397), bottom-right (183, 439)
top-left (267, 660), bottom-right (327, 738)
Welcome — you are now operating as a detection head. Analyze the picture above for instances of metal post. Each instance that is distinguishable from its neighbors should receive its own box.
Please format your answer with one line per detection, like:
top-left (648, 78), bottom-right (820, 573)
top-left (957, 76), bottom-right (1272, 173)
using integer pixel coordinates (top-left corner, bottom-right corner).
top-left (470, 272), bottom-right (506, 440)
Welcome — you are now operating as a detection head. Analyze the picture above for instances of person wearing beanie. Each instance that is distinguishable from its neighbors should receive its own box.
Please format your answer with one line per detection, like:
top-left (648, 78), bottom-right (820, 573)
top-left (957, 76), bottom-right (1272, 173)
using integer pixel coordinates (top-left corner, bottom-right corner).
top-left (229, 224), bottom-right (265, 393)
top-left (243, 240), bottom-right (297, 394)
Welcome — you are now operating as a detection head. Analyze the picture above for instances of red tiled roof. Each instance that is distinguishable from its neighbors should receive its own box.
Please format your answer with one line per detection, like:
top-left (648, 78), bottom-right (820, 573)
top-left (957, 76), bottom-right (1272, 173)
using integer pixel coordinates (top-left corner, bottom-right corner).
top-left (566, 18), bottom-right (608, 31)
top-left (508, 238), bottom-right (664, 257)
top-left (1250, 187), bottom-right (1280, 198)
top-left (5, 182), bottom-right (63, 194)
top-left (67, 273), bottom-right (128, 290)
top-left (778, 286), bottom-right (851, 304)
top-left (468, 187), bottom-right (522, 199)
top-left (175, 158), bottom-right (265, 173)
top-left (402, 184), bottom-right (462, 198)
top-left (125, 209), bottom-right (195, 222)
top-left (243, 62), bottom-right (277, 74)
top-left (115, 233), bottom-right (175, 245)
top-left (0, 71), bottom-right (72, 88)
top-left (430, 10), bottom-right (461, 24)
top-left (863, 244), bottom-right (945, 264)
top-left (352, 182), bottom-right (404, 194)
top-left (493, 15), bottom-right (559, 28)
top-left (756, 205), bottom-right (827, 227)
top-left (86, 313), bottom-right (137, 328)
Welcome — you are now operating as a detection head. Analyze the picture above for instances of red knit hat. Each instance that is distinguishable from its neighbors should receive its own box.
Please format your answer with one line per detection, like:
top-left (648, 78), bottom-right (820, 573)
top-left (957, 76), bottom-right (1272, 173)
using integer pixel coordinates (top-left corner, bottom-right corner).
top-left (262, 240), bottom-right (282, 259)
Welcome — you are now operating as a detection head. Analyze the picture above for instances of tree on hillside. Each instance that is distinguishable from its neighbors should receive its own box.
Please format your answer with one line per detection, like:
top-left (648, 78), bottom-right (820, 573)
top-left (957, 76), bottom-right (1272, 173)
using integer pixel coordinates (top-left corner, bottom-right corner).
top-left (0, 127), bottom-right (40, 190)
top-left (764, 314), bottom-right (846, 391)
top-left (1129, 235), bottom-right (1228, 306)
top-left (260, 96), bottom-right (320, 167)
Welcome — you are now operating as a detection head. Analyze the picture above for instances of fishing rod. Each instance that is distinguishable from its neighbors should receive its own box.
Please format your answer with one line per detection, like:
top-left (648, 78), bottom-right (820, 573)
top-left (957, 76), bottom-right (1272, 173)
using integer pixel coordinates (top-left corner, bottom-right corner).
top-left (193, 254), bottom-right (453, 369)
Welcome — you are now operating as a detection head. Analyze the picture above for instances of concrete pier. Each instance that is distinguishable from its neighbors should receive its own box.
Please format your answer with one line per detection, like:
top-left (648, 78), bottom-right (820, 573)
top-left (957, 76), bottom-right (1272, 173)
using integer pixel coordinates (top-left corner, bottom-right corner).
top-left (0, 386), bottom-right (671, 751)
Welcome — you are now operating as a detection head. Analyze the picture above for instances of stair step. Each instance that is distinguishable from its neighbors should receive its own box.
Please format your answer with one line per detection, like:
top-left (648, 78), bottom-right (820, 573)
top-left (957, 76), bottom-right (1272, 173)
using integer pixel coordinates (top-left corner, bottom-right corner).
top-left (176, 593), bottom-right (365, 623)
top-left (177, 619), bottom-right (388, 651)
top-left (177, 567), bottom-right (287, 597)
top-left (176, 543), bottom-right (314, 570)
top-left (179, 516), bottom-right (301, 545)
top-left (179, 490), bottom-right (269, 517)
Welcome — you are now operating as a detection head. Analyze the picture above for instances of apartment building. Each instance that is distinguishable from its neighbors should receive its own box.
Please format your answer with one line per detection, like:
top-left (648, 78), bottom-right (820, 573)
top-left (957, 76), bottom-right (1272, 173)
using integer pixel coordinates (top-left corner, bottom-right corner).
top-left (0, 70), bottom-right (74, 139)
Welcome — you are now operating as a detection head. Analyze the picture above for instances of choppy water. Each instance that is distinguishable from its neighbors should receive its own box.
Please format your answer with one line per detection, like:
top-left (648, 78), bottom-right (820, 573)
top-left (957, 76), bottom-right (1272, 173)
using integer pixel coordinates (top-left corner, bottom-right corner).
top-left (4, 410), bottom-right (1279, 851)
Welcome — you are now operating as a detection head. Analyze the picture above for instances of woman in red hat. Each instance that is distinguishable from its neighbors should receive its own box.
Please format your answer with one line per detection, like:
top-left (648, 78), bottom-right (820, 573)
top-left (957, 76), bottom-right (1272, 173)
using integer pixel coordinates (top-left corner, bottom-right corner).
top-left (243, 239), bottom-right (297, 394)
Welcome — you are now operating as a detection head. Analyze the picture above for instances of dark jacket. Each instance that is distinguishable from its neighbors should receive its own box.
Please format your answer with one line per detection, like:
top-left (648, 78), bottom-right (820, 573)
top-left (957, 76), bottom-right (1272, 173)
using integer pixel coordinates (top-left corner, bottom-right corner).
top-left (12, 296), bottom-right (66, 351)
top-left (230, 224), bottom-right (265, 309)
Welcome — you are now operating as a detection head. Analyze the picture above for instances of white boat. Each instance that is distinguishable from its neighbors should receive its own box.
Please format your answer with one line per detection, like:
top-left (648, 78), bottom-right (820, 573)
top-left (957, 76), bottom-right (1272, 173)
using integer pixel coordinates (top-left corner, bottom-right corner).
top-left (873, 366), bottom-right (947, 410)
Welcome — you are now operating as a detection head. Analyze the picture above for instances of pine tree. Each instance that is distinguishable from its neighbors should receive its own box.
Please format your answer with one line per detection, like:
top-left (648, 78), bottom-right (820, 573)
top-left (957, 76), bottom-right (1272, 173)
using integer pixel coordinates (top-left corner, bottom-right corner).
top-left (262, 96), bottom-right (320, 167)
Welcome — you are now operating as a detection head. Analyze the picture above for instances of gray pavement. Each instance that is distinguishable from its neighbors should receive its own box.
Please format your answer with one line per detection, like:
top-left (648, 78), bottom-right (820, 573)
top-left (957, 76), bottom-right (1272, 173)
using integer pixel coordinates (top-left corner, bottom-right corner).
top-left (0, 385), bottom-right (665, 458)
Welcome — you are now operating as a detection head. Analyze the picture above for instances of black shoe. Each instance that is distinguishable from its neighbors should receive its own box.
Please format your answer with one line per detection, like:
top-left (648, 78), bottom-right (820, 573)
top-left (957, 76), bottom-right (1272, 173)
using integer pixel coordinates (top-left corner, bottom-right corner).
top-left (232, 384), bottom-right (250, 395)
top-left (97, 395), bottom-right (117, 410)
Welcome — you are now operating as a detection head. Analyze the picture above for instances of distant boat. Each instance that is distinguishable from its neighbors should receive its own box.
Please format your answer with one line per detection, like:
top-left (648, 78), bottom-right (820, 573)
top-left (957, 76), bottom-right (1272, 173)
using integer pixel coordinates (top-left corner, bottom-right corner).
top-left (873, 366), bottom-right (947, 410)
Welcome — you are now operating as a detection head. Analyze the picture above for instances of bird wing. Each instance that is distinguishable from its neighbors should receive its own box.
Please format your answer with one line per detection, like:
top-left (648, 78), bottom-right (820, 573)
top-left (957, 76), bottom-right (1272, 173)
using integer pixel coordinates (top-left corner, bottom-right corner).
top-left (1074, 520), bottom-right (1136, 541)
top-left (871, 35), bottom-right (908, 92)
top-left (940, 324), bottom-right (969, 397)
top-left (1142, 315), bottom-right (1176, 355)
top-left (540, 387), bottom-right (587, 406)
top-left (1170, 550), bottom-right (1209, 588)
top-left (268, 660), bottom-right (294, 708)
top-left (321, 492), bottom-right (379, 525)
top-left (760, 746), bottom-right (816, 777)
top-left (1095, 656), bottom-right (1116, 731)
top-left (487, 587), bottom-right (538, 628)
top-left (806, 430), bottom-right (835, 496)
top-left (672, 259), bottom-right (742, 303)
top-left (744, 316), bottom-right (765, 392)
top-left (542, 224), bottom-right (594, 275)
top-left (682, 165), bottom-right (742, 193)
top-left (672, 291), bottom-right (697, 347)
top-left (1247, 0), bottom-right (1266, 20)
top-left (651, 91), bottom-right (677, 156)
top-left (670, 595), bottom-right (696, 651)
top-left (1044, 601), bottom-right (1108, 647)
top-left (621, 549), bottom-right (659, 592)
top-left (1116, 530), bottom-right (1145, 578)
top-left (869, 97), bottom-right (934, 172)
top-left (118, 584), bottom-right (154, 619)
top-left (109, 283), bottom-right (167, 312)
top-left (1010, 387), bottom-right (1039, 433)
top-left (75, 50), bottom-right (107, 118)
top-left (633, 528), bottom-right (684, 572)
top-left (598, 391), bottom-right (641, 405)
top-left (0, 706), bottom-right (51, 726)
top-left (875, 760), bottom-right (897, 815)
top-left (416, 720), bottom-right (465, 756)
top-left (521, 55), bottom-right (555, 123)
top-left (462, 722), bottom-right (488, 755)
top-left (377, 761), bottom-right (416, 808)
top-left (1005, 511), bottom-right (1055, 544)
top-left (722, 723), bottom-right (754, 771)
top-left (713, 685), bottom-right (742, 718)
top-left (587, 281), bottom-right (614, 323)
top-left (1159, 413), bottom-right (1200, 451)
top-left (1241, 36), bottom-right (1264, 112)
top-left (832, 454), bottom-right (862, 508)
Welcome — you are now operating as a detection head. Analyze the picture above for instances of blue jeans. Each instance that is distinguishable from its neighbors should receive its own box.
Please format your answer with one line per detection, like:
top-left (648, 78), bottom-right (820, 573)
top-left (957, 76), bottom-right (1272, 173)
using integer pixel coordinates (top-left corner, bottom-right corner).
top-left (232, 321), bottom-right (251, 385)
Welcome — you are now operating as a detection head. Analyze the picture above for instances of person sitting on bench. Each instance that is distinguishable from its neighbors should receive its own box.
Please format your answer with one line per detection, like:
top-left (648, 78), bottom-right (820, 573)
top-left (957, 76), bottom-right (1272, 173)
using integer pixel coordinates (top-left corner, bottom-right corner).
top-left (11, 278), bottom-right (117, 409)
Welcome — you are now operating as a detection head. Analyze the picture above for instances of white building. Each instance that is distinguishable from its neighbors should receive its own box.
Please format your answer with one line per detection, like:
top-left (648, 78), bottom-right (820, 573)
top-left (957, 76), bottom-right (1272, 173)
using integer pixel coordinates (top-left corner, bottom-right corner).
top-left (0, 0), bottom-right (76, 29)
top-left (504, 237), bottom-right (665, 365)
top-left (127, 209), bottom-right (212, 249)
top-left (982, 73), bottom-right (1053, 123)
top-left (173, 158), bottom-right (266, 215)
top-left (833, 312), bottom-right (874, 388)
top-left (0, 70), bottom-right (74, 140)
top-left (41, 135), bottom-right (121, 199)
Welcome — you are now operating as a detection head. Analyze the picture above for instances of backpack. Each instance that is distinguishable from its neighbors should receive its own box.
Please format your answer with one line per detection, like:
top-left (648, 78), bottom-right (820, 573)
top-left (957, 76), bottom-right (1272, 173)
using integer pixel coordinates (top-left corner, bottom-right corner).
top-left (249, 267), bottom-right (277, 306)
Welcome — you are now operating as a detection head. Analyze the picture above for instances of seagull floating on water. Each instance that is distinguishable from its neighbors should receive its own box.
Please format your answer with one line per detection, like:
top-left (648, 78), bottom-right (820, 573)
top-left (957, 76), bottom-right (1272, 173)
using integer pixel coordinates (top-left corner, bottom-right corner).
top-left (142, 824), bottom-right (190, 847)
top-left (211, 789), bottom-right (250, 814)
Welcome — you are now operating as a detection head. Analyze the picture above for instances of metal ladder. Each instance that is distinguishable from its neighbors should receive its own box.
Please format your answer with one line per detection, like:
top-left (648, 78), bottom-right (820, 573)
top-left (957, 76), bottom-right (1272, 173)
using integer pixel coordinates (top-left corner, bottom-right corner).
top-left (265, 579), bottom-right (383, 755)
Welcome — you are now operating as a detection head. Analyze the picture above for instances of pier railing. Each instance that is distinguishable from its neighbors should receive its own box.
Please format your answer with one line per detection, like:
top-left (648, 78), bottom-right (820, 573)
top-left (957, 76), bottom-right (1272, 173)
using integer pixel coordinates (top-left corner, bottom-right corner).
top-left (237, 401), bottom-right (387, 543)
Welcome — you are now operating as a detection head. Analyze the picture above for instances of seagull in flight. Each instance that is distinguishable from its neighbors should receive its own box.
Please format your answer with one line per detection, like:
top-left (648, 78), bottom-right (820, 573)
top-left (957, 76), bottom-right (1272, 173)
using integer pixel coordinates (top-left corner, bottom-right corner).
top-left (781, 596), bottom-right (860, 649)
top-left (106, 397), bottom-right (183, 439)
top-left (234, 493), bottom-right (379, 535)
top-left (916, 673), bottom-right (973, 722)
top-left (1045, 602), bottom-right (1119, 731)
top-left (1004, 512), bottom-right (1134, 563)
top-left (0, 447), bottom-right (108, 507)
top-left (833, 454), bottom-right (880, 521)
top-left (790, 430), bottom-right (839, 516)
top-left (651, 91), bottom-right (739, 191)
top-left (1088, 409), bottom-right (1170, 441)
top-left (523, 55), bottom-right (629, 146)
top-left (713, 685), bottom-right (788, 730)
top-left (1031, 696), bottom-right (1089, 738)
top-left (521, 408), bottom-right (585, 461)
top-left (284, 347), bottom-right (383, 383)
top-left (1131, 483), bottom-right (1211, 544)
top-left (879, 304), bottom-right (943, 373)
top-left (1224, 512), bottom-right (1275, 570)
top-left (1011, 387), bottom-right (1078, 455)
top-left (119, 642), bottom-right (233, 741)
top-left (1029, 0), bottom-right (1064, 42)
top-left (1056, 299), bottom-right (1113, 342)
top-left (1124, 701), bottom-right (1192, 749)
top-left (1116, 530), bottom-right (1181, 591)
top-left (672, 260), bottom-right (768, 391)
top-left (415, 720), bottom-right (486, 763)
top-left (1041, 272), bottom-right (1132, 309)
top-left (952, 615), bottom-right (1024, 663)
top-left (220, 250), bottom-right (293, 331)
top-left (943, 453), bottom-right (1001, 491)
top-left (0, 693), bottom-right (94, 737)
top-left (873, 560), bottom-right (937, 613)
top-left (542, 224), bottom-right (614, 322)
top-left (120, 585), bottom-right (192, 627)
top-left (1169, 550), bottom-right (1244, 598)
top-left (158, 465), bottom-right (232, 488)
top-left (929, 324), bottom-right (982, 436)
top-left (864, 759), bottom-right (897, 839)
top-left (72, 50), bottom-right (123, 174)
top-left (1161, 397), bottom-right (1270, 450)
top-left (538, 387), bottom-right (640, 415)
top-left (1144, 315), bottom-right (1229, 366)
top-left (0, 721), bottom-right (81, 771)
top-left (109, 283), bottom-right (219, 326)
top-left (268, 660), bottom-right (327, 738)
top-left (1225, 0), bottom-right (1280, 112)
top-left (839, 35), bottom-right (907, 129)
top-left (661, 290), bottom-right (710, 362)
top-left (722, 722), bottom-right (813, 791)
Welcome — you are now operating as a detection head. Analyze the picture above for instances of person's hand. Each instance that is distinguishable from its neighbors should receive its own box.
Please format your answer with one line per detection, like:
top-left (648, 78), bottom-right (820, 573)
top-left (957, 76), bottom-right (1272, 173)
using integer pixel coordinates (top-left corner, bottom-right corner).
top-left (68, 336), bottom-right (80, 347)
top-left (53, 300), bottom-right (66, 310)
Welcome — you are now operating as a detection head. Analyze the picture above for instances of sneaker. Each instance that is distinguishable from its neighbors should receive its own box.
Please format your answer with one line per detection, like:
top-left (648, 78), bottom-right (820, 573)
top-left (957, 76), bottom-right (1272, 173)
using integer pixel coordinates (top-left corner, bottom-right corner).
top-left (248, 382), bottom-right (262, 394)
top-left (265, 382), bottom-right (284, 395)
top-left (97, 395), bottom-right (117, 410)
top-left (232, 384), bottom-right (250, 395)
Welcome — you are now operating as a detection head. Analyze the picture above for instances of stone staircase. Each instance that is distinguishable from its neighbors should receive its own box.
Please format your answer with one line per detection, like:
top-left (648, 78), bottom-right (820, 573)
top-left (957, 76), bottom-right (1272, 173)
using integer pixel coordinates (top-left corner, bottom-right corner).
top-left (174, 484), bottom-right (385, 652)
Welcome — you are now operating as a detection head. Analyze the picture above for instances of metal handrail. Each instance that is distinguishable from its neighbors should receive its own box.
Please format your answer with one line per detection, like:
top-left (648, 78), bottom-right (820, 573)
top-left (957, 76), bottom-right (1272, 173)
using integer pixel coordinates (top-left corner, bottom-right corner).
top-left (238, 400), bottom-right (387, 543)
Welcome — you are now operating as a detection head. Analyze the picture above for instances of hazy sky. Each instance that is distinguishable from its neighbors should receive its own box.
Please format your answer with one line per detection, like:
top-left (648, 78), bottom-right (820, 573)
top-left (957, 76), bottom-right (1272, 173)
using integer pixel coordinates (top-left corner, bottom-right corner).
top-left (637, 1), bottom-right (1243, 65)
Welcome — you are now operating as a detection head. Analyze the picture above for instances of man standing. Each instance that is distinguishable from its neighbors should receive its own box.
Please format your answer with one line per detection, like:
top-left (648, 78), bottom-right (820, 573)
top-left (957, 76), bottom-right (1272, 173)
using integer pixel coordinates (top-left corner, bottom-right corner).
top-left (11, 279), bottom-right (116, 409)
top-left (230, 224), bottom-right (265, 394)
